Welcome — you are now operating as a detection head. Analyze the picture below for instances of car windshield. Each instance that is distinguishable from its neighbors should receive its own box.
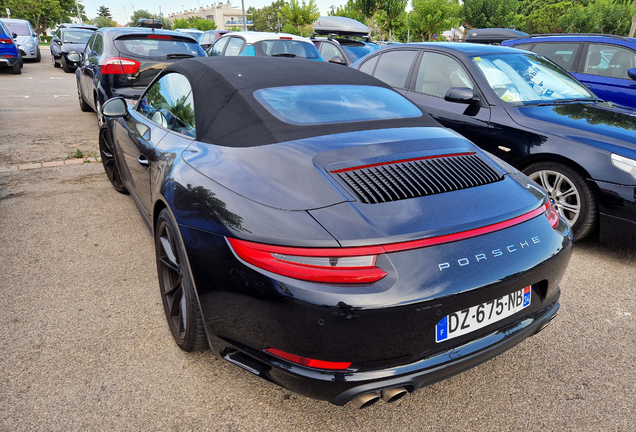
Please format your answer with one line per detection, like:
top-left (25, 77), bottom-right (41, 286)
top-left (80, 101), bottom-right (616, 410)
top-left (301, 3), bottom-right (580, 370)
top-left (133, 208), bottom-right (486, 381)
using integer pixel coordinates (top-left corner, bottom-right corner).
top-left (341, 43), bottom-right (380, 63)
top-left (3, 21), bottom-right (30, 36)
top-left (472, 52), bottom-right (597, 104)
top-left (114, 37), bottom-right (206, 58)
top-left (254, 85), bottom-right (422, 125)
top-left (62, 30), bottom-right (92, 44)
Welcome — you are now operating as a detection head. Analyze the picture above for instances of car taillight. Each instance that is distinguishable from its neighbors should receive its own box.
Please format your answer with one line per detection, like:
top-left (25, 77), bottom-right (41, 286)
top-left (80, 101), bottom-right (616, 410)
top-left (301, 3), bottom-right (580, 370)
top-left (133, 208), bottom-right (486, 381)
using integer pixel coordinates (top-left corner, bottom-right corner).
top-left (100, 57), bottom-right (141, 74)
top-left (544, 202), bottom-right (560, 229)
top-left (228, 204), bottom-right (555, 284)
top-left (0, 38), bottom-right (13, 44)
top-left (226, 238), bottom-right (387, 284)
top-left (265, 348), bottom-right (352, 370)
top-left (147, 35), bottom-right (172, 40)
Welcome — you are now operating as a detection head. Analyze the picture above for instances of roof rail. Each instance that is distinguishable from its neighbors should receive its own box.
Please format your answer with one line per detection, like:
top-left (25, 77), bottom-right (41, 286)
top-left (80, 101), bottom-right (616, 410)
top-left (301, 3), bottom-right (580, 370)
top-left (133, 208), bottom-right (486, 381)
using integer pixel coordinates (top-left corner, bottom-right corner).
top-left (520, 33), bottom-right (634, 43)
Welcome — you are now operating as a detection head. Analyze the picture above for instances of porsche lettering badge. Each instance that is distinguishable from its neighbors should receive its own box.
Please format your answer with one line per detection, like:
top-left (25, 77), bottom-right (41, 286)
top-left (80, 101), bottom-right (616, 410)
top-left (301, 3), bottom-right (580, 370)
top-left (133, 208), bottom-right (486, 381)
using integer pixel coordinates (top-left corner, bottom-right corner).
top-left (438, 236), bottom-right (540, 271)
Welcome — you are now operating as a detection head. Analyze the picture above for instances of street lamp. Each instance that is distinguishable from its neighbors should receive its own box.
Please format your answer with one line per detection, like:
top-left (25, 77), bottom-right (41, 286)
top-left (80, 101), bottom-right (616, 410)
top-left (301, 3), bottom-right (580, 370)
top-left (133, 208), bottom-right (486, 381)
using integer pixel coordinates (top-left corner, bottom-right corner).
top-left (75, 0), bottom-right (84, 24)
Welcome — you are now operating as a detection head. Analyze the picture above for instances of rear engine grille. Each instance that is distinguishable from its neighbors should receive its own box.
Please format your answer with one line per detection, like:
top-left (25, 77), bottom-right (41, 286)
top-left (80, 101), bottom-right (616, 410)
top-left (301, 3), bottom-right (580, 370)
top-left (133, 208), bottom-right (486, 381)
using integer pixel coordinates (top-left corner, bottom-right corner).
top-left (334, 153), bottom-right (502, 204)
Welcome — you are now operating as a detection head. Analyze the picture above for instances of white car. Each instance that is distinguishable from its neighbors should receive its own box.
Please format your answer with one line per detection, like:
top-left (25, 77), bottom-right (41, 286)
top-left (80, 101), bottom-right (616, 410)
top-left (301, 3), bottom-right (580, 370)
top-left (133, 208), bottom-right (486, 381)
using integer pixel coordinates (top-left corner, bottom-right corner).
top-left (206, 31), bottom-right (322, 60)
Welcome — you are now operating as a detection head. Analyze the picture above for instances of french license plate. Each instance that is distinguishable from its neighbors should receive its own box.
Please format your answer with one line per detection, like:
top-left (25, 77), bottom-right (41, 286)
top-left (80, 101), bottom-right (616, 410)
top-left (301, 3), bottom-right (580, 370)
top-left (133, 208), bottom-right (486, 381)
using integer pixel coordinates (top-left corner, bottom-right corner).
top-left (436, 286), bottom-right (531, 343)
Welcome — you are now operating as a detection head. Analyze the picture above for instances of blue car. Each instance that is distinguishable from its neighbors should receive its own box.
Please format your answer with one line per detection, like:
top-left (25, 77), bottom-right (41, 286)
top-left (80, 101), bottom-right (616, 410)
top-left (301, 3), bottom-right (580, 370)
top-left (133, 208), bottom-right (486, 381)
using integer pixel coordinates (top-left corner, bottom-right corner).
top-left (502, 34), bottom-right (636, 109)
top-left (0, 19), bottom-right (21, 74)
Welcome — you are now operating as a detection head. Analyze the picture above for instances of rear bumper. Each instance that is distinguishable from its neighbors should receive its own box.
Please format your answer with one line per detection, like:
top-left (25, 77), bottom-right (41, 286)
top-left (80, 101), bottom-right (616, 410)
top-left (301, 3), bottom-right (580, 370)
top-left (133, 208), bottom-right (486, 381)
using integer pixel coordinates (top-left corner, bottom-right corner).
top-left (0, 56), bottom-right (19, 67)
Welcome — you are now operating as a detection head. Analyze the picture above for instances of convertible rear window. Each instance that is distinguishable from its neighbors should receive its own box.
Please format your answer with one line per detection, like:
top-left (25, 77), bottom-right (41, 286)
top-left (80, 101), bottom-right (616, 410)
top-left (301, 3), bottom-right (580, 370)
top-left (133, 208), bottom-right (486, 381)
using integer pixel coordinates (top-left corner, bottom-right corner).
top-left (254, 85), bottom-right (422, 125)
top-left (114, 37), bottom-right (205, 58)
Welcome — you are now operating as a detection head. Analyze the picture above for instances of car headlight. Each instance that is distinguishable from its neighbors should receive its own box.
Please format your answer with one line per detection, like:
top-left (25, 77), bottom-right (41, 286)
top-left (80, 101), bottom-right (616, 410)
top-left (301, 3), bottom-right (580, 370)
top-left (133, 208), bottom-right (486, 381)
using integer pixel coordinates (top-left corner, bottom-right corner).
top-left (611, 153), bottom-right (636, 181)
top-left (24, 41), bottom-right (35, 49)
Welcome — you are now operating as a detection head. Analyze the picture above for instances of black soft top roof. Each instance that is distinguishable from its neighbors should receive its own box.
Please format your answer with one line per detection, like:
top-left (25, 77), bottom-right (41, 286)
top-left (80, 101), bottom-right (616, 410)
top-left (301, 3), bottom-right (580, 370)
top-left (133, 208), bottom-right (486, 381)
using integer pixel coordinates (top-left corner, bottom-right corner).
top-left (157, 57), bottom-right (439, 147)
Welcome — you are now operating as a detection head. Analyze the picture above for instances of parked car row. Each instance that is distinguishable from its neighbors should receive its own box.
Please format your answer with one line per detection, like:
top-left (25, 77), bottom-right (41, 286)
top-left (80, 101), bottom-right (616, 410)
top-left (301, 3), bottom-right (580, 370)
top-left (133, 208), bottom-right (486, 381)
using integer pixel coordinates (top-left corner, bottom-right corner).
top-left (25, 16), bottom-right (634, 408)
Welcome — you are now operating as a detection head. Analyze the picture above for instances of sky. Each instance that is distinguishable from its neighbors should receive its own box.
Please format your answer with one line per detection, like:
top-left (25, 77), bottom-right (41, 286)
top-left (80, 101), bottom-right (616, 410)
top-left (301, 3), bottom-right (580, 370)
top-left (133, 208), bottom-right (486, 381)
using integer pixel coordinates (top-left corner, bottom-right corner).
top-left (80, 0), bottom-right (345, 26)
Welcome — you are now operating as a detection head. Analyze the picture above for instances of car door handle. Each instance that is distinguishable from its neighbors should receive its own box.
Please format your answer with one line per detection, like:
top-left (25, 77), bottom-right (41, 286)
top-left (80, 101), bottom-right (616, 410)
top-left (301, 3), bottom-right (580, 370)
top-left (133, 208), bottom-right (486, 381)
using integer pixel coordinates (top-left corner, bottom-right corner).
top-left (137, 155), bottom-right (150, 169)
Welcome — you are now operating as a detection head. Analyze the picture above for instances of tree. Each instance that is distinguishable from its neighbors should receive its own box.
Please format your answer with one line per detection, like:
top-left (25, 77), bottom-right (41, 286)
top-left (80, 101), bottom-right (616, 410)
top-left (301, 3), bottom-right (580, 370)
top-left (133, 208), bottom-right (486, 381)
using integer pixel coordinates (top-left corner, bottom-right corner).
top-left (93, 15), bottom-right (117, 28)
top-left (380, 0), bottom-right (408, 40)
top-left (463, 0), bottom-right (524, 30)
top-left (559, 0), bottom-right (633, 34)
top-left (249, 1), bottom-right (288, 32)
top-left (282, 0), bottom-right (320, 36)
top-left (173, 16), bottom-right (217, 31)
top-left (97, 5), bottom-right (112, 19)
top-left (129, 9), bottom-right (157, 27)
top-left (613, 0), bottom-right (636, 36)
top-left (410, 0), bottom-right (461, 42)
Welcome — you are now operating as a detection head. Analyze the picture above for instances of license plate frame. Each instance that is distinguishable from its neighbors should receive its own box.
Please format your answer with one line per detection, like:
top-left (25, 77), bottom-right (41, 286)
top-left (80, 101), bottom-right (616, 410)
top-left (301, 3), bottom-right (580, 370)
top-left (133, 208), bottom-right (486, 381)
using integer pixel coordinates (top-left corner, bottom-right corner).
top-left (436, 286), bottom-right (531, 343)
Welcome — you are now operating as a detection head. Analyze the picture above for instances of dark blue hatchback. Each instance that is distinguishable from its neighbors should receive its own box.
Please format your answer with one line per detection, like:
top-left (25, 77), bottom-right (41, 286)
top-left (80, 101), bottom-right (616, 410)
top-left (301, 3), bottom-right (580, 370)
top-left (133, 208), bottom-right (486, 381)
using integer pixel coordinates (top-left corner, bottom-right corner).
top-left (502, 34), bottom-right (636, 109)
top-left (0, 20), bottom-right (21, 74)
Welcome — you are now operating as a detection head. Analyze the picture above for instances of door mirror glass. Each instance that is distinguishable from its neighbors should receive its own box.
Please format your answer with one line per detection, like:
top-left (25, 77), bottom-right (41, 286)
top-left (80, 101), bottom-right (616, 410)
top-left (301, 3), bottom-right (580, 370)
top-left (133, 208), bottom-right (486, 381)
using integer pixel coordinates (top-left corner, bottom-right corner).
top-left (102, 97), bottom-right (128, 117)
top-left (444, 87), bottom-right (479, 104)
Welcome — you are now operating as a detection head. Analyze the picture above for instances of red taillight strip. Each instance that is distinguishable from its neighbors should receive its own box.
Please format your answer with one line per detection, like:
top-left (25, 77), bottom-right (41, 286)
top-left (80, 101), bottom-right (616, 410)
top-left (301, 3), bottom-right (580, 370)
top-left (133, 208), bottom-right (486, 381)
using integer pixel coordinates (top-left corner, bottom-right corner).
top-left (147, 35), bottom-right (172, 40)
top-left (265, 348), bottom-right (352, 370)
top-left (228, 203), bottom-right (549, 284)
top-left (382, 203), bottom-right (549, 253)
top-left (330, 152), bottom-right (476, 174)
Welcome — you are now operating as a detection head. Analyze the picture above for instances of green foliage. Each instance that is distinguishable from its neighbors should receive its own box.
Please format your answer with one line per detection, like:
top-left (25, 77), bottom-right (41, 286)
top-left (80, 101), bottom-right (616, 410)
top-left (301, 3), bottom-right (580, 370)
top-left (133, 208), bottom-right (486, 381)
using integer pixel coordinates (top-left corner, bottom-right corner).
top-left (229, 26), bottom-right (242, 31)
top-left (1, 0), bottom-right (87, 33)
top-left (410, 0), bottom-right (462, 41)
top-left (173, 16), bottom-right (217, 31)
top-left (97, 5), bottom-right (112, 19)
top-left (330, 0), bottom-right (365, 21)
top-left (281, 23), bottom-right (301, 34)
top-left (282, 0), bottom-right (320, 36)
top-left (463, 0), bottom-right (524, 29)
top-left (249, 0), bottom-right (287, 32)
top-left (559, 0), bottom-right (633, 34)
top-left (93, 15), bottom-right (116, 28)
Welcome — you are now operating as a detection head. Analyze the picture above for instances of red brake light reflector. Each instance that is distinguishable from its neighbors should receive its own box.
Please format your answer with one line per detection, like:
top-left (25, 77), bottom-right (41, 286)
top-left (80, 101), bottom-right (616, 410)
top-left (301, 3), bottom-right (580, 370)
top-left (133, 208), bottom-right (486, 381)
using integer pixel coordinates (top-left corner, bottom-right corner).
top-left (147, 35), bottom-right (172, 40)
top-left (265, 348), bottom-right (352, 370)
top-left (279, 37), bottom-right (293, 40)
top-left (544, 202), bottom-right (560, 229)
top-left (100, 57), bottom-right (141, 74)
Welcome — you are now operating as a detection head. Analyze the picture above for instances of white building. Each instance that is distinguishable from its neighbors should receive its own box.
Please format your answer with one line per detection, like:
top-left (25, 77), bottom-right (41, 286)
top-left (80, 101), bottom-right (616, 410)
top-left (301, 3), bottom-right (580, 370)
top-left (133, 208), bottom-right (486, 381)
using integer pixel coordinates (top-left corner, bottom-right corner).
top-left (167, 2), bottom-right (252, 31)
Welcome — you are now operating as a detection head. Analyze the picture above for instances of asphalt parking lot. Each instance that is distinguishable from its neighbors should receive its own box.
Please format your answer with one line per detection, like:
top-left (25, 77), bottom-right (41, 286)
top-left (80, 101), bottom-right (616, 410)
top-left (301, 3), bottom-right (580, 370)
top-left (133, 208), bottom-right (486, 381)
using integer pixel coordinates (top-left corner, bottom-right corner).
top-left (1, 53), bottom-right (635, 431)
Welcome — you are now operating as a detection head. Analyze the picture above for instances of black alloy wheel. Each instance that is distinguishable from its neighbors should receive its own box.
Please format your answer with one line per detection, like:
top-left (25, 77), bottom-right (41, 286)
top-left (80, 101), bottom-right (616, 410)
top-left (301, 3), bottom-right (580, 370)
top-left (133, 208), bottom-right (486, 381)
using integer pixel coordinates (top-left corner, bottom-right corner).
top-left (524, 161), bottom-right (597, 240)
top-left (98, 127), bottom-right (128, 194)
top-left (155, 209), bottom-right (208, 352)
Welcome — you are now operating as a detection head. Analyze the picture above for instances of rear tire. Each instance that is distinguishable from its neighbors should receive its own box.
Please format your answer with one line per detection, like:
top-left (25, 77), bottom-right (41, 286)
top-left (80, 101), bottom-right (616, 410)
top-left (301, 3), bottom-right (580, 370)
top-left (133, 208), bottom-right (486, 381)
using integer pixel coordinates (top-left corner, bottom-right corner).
top-left (523, 161), bottom-right (597, 240)
top-left (35, 47), bottom-right (41, 62)
top-left (11, 59), bottom-right (21, 74)
top-left (78, 84), bottom-right (92, 112)
top-left (155, 208), bottom-right (208, 352)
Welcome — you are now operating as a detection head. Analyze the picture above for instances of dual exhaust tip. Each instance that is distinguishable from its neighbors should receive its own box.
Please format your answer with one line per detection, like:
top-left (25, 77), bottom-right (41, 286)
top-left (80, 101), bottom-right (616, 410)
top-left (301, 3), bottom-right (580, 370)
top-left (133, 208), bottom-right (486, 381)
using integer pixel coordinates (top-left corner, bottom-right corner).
top-left (351, 387), bottom-right (408, 409)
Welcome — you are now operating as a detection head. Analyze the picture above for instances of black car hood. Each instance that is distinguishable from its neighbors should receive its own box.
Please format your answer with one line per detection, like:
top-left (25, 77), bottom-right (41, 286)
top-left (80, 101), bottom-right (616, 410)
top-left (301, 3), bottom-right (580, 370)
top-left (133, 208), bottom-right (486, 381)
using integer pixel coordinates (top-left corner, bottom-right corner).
top-left (510, 102), bottom-right (636, 157)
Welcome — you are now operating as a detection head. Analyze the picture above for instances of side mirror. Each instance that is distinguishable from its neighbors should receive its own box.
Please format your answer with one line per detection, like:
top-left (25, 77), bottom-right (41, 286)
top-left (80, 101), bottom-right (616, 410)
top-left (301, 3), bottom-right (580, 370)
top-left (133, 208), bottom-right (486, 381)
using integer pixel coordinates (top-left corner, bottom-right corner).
top-left (67, 52), bottom-right (81, 62)
top-left (101, 97), bottom-right (128, 118)
top-left (328, 56), bottom-right (347, 66)
top-left (12, 32), bottom-right (17, 39)
top-left (628, 68), bottom-right (636, 81)
top-left (444, 87), bottom-right (480, 104)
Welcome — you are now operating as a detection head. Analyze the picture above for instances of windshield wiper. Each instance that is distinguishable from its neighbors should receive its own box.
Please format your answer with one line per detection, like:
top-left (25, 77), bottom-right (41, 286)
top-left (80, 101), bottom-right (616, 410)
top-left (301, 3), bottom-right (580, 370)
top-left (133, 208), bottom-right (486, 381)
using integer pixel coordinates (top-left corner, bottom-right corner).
top-left (553, 98), bottom-right (603, 104)
top-left (166, 53), bottom-right (195, 59)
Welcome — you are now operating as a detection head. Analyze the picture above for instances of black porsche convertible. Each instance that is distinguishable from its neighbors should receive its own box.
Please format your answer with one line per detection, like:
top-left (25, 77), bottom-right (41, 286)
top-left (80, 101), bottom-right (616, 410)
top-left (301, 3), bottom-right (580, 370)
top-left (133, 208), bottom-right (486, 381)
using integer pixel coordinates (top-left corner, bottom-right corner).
top-left (99, 57), bottom-right (572, 408)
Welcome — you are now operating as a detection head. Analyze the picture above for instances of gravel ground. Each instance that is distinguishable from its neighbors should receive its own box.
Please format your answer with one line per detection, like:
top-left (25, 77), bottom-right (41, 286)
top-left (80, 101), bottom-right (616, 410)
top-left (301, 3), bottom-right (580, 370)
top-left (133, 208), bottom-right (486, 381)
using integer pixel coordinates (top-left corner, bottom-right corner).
top-left (1, 55), bottom-right (635, 432)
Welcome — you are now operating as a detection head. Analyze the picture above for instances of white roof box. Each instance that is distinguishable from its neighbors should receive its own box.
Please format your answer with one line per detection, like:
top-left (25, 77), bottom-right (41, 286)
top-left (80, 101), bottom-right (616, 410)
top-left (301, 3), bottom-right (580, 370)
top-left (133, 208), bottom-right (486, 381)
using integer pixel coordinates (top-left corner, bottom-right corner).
top-left (313, 16), bottom-right (370, 37)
